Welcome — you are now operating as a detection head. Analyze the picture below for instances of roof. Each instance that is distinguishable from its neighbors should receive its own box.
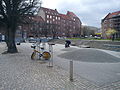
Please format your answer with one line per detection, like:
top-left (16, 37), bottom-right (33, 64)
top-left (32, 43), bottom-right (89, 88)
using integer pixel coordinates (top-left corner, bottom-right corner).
top-left (67, 11), bottom-right (77, 17)
top-left (106, 11), bottom-right (120, 19)
top-left (41, 7), bottom-right (58, 14)
top-left (59, 14), bottom-right (71, 20)
top-left (32, 16), bottom-right (44, 22)
top-left (38, 7), bottom-right (80, 21)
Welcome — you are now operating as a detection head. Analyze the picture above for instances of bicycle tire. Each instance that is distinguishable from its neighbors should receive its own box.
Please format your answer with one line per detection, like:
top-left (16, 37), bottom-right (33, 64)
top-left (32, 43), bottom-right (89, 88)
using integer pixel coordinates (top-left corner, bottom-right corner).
top-left (42, 51), bottom-right (51, 60)
top-left (31, 52), bottom-right (36, 60)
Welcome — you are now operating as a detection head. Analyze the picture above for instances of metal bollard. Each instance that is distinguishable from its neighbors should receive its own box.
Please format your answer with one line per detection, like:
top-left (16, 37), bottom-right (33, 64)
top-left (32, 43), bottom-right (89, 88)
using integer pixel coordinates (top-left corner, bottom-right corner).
top-left (49, 44), bottom-right (53, 67)
top-left (48, 43), bottom-right (55, 67)
top-left (70, 60), bottom-right (73, 81)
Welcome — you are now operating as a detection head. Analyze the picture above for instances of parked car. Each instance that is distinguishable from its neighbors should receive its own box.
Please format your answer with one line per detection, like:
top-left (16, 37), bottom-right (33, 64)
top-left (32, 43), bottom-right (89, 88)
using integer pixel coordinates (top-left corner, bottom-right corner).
top-left (31, 43), bottom-right (36, 49)
top-left (16, 42), bottom-right (20, 45)
top-left (28, 38), bottom-right (37, 43)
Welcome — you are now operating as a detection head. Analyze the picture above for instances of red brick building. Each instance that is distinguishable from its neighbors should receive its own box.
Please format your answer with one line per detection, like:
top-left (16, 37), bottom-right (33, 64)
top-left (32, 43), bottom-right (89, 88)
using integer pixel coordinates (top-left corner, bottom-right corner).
top-left (37, 7), bottom-right (82, 38)
top-left (18, 7), bottom-right (82, 39)
top-left (26, 16), bottom-right (44, 37)
top-left (16, 16), bottom-right (44, 39)
top-left (101, 11), bottom-right (120, 39)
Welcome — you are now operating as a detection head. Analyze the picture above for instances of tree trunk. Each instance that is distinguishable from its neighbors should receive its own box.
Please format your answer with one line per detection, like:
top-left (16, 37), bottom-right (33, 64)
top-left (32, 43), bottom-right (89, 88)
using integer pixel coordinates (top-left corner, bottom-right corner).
top-left (5, 28), bottom-right (18, 53)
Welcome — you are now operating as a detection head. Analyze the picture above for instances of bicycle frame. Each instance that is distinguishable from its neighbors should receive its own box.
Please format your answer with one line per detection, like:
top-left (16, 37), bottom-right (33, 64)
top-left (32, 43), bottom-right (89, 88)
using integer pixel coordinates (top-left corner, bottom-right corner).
top-left (31, 43), bottom-right (51, 60)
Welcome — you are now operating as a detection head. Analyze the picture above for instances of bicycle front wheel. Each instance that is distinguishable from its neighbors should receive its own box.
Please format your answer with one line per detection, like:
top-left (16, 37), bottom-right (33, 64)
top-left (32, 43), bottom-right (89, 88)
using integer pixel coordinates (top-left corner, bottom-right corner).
top-left (31, 52), bottom-right (36, 60)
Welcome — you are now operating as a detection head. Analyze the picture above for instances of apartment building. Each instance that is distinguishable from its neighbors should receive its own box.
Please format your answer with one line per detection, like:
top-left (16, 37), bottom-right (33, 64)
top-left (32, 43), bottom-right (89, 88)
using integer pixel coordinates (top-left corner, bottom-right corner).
top-left (15, 15), bottom-right (44, 41)
top-left (37, 7), bottom-right (82, 38)
top-left (101, 11), bottom-right (120, 39)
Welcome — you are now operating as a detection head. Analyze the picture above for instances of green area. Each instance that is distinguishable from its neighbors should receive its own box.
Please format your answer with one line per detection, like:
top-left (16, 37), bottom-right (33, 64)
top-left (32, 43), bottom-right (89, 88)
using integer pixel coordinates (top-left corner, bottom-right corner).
top-left (115, 38), bottom-right (120, 41)
top-left (67, 38), bottom-right (120, 41)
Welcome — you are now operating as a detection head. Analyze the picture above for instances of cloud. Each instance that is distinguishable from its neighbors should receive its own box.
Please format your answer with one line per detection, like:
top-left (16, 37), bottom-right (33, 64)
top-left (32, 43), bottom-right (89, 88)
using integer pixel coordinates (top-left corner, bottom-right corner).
top-left (42, 0), bottom-right (120, 27)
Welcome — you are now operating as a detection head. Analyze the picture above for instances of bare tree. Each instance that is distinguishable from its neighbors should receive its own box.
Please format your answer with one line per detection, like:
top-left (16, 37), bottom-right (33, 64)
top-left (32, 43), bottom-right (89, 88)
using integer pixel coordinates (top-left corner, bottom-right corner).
top-left (0, 0), bottom-right (40, 53)
top-left (50, 23), bottom-right (59, 39)
top-left (106, 28), bottom-right (117, 41)
top-left (41, 23), bottom-right (50, 38)
top-left (65, 26), bottom-right (71, 37)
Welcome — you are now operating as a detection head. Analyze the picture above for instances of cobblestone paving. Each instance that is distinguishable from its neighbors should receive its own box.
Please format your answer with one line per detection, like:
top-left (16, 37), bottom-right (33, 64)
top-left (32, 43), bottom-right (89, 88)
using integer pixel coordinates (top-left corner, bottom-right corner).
top-left (0, 42), bottom-right (120, 90)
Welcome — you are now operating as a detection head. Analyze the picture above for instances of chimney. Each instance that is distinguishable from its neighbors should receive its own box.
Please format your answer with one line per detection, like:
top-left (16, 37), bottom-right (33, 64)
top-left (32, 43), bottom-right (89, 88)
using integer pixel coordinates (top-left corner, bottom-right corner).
top-left (67, 11), bottom-right (70, 15)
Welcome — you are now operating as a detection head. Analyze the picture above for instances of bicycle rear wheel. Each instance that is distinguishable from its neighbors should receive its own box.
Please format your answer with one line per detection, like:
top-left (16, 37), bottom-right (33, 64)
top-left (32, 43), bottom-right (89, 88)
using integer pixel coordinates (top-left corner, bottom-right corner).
top-left (42, 51), bottom-right (51, 60)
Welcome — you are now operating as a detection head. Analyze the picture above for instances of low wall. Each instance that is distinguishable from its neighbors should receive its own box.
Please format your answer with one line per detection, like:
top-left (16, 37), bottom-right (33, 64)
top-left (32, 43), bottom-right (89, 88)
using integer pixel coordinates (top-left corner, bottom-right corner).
top-left (75, 40), bottom-right (120, 52)
top-left (50, 39), bottom-right (120, 52)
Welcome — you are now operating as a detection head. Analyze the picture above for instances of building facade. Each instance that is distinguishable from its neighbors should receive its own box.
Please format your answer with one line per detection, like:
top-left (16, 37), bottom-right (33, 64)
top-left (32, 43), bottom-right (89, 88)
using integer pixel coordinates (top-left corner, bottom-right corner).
top-left (37, 7), bottom-right (82, 38)
top-left (101, 11), bottom-right (120, 39)
top-left (16, 15), bottom-right (44, 40)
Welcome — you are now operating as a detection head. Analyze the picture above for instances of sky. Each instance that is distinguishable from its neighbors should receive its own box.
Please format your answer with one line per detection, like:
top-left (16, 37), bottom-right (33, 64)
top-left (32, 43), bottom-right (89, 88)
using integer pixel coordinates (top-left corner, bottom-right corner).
top-left (42, 0), bottom-right (120, 28)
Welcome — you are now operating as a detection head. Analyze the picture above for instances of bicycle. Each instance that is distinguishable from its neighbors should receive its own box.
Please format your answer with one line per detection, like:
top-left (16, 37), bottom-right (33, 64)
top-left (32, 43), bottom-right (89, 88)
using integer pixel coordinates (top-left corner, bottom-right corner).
top-left (31, 43), bottom-right (51, 60)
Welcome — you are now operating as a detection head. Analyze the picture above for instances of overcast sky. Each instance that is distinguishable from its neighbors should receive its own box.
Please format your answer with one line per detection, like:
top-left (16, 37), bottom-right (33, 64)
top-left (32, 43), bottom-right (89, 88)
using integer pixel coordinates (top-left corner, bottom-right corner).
top-left (42, 0), bottom-right (120, 28)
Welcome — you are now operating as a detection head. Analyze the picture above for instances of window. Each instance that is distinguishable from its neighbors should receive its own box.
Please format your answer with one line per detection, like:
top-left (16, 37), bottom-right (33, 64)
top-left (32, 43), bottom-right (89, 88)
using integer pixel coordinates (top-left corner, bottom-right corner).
top-left (50, 15), bottom-right (52, 19)
top-left (58, 17), bottom-right (60, 20)
top-left (53, 19), bottom-right (55, 21)
top-left (110, 24), bottom-right (113, 27)
top-left (50, 21), bottom-right (52, 24)
top-left (47, 20), bottom-right (49, 23)
top-left (18, 26), bottom-right (22, 29)
top-left (47, 15), bottom-right (49, 18)
top-left (56, 17), bottom-right (58, 19)
top-left (63, 20), bottom-right (65, 23)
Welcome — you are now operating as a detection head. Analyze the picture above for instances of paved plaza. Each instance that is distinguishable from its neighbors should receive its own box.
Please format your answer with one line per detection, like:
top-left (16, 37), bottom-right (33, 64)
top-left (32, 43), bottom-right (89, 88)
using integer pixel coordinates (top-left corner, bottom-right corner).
top-left (0, 42), bottom-right (120, 90)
